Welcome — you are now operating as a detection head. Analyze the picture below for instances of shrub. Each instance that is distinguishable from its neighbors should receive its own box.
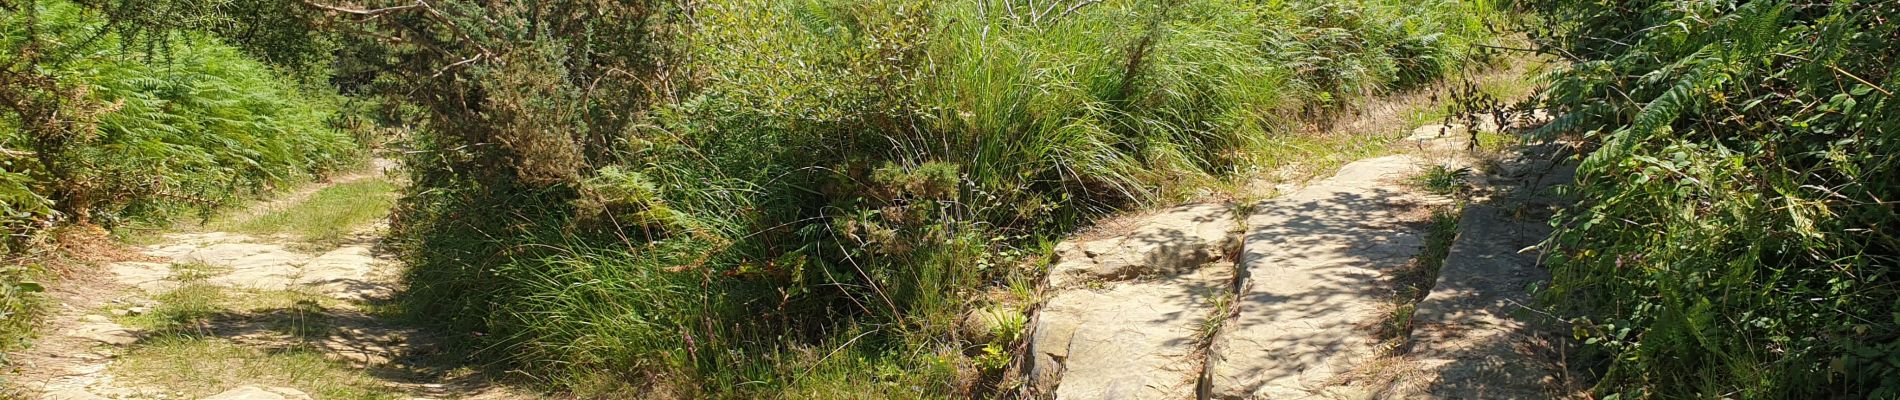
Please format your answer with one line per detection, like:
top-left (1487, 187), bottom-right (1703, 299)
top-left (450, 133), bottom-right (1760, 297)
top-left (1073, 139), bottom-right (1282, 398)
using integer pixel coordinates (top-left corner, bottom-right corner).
top-left (0, 1), bottom-right (360, 233)
top-left (1534, 0), bottom-right (1900, 397)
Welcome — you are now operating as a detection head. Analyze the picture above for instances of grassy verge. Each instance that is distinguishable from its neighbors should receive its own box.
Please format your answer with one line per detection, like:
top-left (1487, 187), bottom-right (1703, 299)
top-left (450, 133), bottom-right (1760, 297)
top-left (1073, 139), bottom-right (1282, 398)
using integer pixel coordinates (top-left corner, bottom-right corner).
top-left (0, 263), bottom-right (45, 366)
top-left (211, 177), bottom-right (398, 244)
top-left (1534, 0), bottom-right (1898, 396)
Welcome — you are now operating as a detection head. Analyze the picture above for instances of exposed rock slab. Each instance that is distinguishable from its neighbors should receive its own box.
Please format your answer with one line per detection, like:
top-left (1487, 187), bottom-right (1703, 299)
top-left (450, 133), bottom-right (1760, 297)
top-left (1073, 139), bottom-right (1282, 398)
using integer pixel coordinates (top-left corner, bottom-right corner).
top-left (1207, 155), bottom-right (1441, 399)
top-left (1030, 265), bottom-right (1231, 399)
top-left (139, 232), bottom-right (396, 298)
top-left (1401, 146), bottom-right (1577, 399)
top-left (1043, 203), bottom-right (1238, 289)
top-left (104, 262), bottom-right (176, 294)
top-left (40, 389), bottom-right (110, 400)
top-left (298, 246), bottom-right (391, 301)
top-left (1026, 203), bottom-right (1238, 399)
top-left (65, 316), bottom-right (137, 346)
top-left (204, 385), bottom-right (314, 400)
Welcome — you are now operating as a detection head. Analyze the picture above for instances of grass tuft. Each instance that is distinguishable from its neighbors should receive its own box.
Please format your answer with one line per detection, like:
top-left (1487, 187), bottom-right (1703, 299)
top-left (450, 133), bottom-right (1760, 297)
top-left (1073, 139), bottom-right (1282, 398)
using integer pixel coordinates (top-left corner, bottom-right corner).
top-left (1379, 208), bottom-right (1461, 342)
top-left (1413, 165), bottom-right (1473, 196)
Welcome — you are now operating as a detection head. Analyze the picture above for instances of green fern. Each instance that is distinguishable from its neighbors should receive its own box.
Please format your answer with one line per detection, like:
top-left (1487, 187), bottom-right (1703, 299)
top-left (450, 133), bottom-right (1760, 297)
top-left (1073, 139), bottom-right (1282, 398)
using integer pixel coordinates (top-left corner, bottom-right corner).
top-left (1536, 0), bottom-right (1900, 397)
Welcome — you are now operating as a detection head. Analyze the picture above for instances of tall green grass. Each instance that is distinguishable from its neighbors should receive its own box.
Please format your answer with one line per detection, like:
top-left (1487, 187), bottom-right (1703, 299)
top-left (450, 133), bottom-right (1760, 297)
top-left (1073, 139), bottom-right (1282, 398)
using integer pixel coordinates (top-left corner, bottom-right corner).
top-left (373, 0), bottom-right (1506, 396)
top-left (1533, 0), bottom-right (1900, 397)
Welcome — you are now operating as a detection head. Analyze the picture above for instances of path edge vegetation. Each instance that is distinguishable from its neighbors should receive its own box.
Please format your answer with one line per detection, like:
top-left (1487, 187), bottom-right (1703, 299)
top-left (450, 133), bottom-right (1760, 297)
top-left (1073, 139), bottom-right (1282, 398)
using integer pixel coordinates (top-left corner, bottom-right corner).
top-left (1530, 0), bottom-right (1900, 397)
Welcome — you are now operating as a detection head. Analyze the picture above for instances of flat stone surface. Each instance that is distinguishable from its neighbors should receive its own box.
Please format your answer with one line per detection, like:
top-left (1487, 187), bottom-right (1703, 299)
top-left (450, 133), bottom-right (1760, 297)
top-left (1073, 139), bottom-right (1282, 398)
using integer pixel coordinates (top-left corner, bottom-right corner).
top-left (1044, 203), bottom-right (1236, 289)
top-left (1028, 265), bottom-right (1231, 399)
top-left (137, 231), bottom-right (393, 297)
top-left (1400, 145), bottom-right (1576, 399)
top-left (1207, 155), bottom-right (1437, 399)
top-left (1026, 203), bottom-right (1239, 398)
top-left (299, 246), bottom-right (392, 300)
top-left (105, 262), bottom-right (177, 294)
top-left (208, 267), bottom-right (299, 291)
top-left (40, 389), bottom-right (110, 400)
top-left (204, 385), bottom-right (313, 400)
top-left (65, 318), bottom-right (138, 346)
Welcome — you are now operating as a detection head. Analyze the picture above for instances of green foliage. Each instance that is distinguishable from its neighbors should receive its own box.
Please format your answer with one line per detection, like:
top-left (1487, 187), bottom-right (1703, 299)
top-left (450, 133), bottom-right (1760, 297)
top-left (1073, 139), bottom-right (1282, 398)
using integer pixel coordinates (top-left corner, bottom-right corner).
top-left (0, 2), bottom-right (358, 367)
top-left (0, 168), bottom-right (52, 250)
top-left (1414, 164), bottom-right (1473, 196)
top-left (0, 263), bottom-right (45, 366)
top-left (0, 1), bottom-right (361, 235)
top-left (339, 0), bottom-right (1506, 395)
top-left (1534, 0), bottom-right (1900, 397)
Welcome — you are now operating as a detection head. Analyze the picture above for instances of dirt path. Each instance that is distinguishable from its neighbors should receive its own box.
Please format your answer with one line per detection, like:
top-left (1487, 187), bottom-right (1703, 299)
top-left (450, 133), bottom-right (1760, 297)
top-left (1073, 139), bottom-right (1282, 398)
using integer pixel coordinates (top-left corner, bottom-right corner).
top-left (6, 168), bottom-right (524, 400)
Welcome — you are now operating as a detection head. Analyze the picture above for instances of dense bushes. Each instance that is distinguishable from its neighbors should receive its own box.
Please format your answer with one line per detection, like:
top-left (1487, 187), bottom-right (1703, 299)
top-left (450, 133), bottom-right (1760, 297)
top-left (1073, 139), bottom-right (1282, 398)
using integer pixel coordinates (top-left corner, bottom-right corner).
top-left (1, 1), bottom-right (360, 244)
top-left (1, 1), bottom-right (359, 361)
top-left (1534, 0), bottom-right (1899, 397)
top-left (331, 0), bottom-right (1505, 396)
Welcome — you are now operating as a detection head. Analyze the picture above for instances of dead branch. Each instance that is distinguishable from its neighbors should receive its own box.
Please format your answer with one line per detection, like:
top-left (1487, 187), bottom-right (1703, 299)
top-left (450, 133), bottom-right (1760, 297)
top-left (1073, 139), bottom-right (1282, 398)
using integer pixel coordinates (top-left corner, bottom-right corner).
top-left (299, 0), bottom-right (423, 16)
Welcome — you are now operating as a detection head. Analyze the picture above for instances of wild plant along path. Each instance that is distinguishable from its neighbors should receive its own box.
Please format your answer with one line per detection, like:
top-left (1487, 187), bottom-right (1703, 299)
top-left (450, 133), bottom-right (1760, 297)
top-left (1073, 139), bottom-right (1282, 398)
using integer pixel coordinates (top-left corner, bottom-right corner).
top-left (1022, 120), bottom-right (1576, 399)
top-left (7, 170), bottom-right (521, 400)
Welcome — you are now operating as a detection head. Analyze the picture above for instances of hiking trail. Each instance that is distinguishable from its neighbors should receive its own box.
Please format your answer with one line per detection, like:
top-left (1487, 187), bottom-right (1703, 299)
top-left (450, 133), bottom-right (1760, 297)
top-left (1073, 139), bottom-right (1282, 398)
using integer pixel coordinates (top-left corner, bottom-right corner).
top-left (1019, 113), bottom-right (1582, 399)
top-left (7, 166), bottom-right (527, 400)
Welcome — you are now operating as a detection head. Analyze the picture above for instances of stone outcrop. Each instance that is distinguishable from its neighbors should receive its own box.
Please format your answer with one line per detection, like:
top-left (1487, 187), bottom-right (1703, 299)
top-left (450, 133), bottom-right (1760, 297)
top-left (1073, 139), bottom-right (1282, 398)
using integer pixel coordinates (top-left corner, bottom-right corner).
top-left (204, 385), bottom-right (314, 400)
top-left (112, 232), bottom-right (395, 300)
top-left (1400, 143), bottom-right (1577, 399)
top-left (1019, 128), bottom-right (1575, 399)
top-left (1026, 203), bottom-right (1238, 399)
top-left (1204, 155), bottom-right (1446, 399)
top-left (1024, 156), bottom-right (1459, 399)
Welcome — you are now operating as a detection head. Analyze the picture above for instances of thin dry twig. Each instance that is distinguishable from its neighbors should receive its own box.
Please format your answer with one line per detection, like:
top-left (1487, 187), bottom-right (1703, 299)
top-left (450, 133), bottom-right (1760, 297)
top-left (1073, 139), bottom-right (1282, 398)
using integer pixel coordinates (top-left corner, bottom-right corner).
top-left (299, 0), bottom-right (422, 16)
top-left (1828, 63), bottom-right (1893, 95)
top-left (1053, 0), bottom-right (1105, 23)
